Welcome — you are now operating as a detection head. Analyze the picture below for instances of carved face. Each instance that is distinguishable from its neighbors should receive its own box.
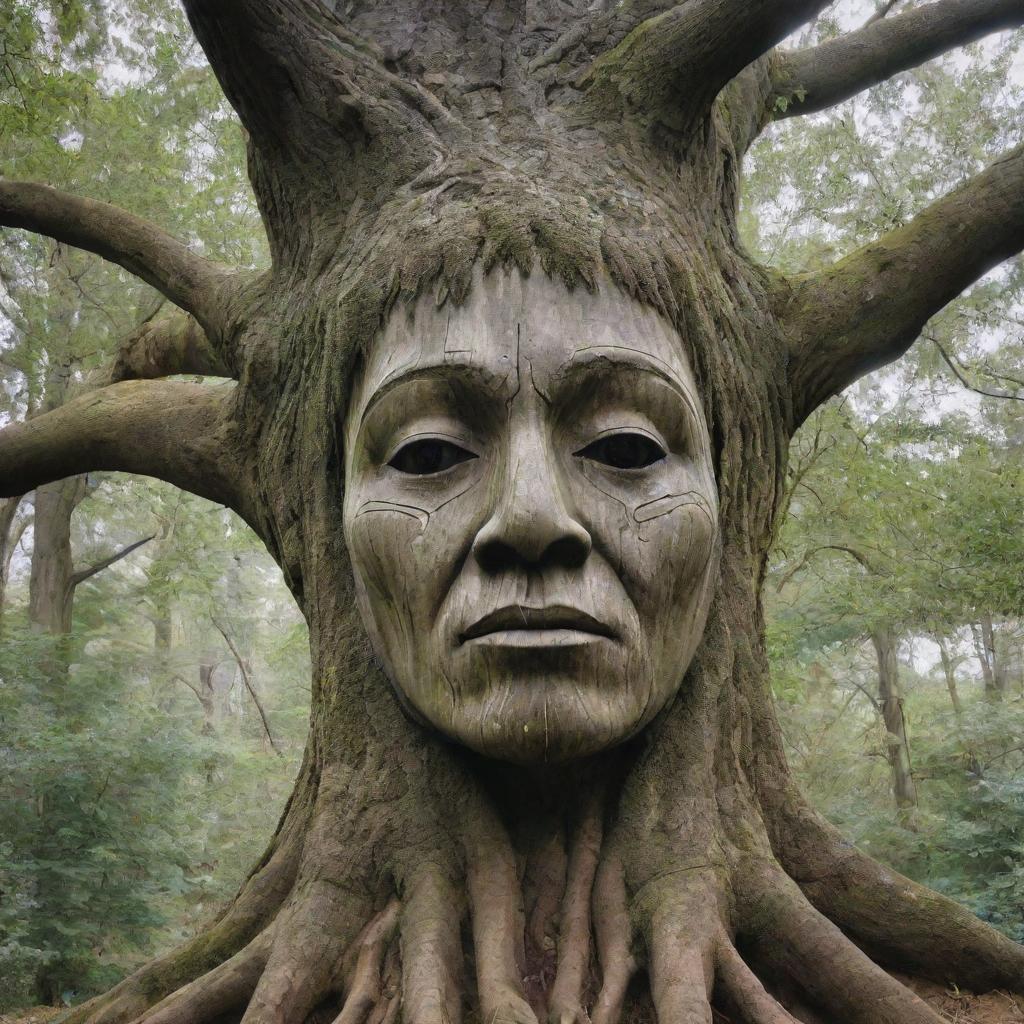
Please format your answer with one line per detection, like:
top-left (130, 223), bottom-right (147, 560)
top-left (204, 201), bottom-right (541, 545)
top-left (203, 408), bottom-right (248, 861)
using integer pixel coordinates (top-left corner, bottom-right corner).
top-left (343, 270), bottom-right (719, 763)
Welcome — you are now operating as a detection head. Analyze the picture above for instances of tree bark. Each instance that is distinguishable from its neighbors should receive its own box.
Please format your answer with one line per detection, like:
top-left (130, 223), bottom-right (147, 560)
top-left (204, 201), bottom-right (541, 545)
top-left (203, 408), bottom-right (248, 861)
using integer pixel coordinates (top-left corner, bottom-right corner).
top-left (871, 630), bottom-right (918, 820)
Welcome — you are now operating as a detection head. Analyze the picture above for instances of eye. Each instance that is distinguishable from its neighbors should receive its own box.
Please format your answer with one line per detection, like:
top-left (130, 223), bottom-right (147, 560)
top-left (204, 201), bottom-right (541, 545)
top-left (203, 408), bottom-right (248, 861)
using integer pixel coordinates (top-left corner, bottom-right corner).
top-left (574, 432), bottom-right (666, 470)
top-left (388, 438), bottom-right (477, 476)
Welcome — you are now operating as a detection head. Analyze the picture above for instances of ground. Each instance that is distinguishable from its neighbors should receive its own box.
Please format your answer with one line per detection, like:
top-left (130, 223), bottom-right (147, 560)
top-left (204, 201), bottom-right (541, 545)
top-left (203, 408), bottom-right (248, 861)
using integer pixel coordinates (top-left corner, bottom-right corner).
top-left (6, 977), bottom-right (1024, 1024)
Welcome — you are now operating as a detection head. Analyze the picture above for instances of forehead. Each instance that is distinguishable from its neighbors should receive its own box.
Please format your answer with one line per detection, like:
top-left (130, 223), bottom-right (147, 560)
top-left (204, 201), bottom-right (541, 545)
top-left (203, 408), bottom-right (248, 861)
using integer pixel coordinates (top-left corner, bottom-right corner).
top-left (350, 269), bottom-right (698, 414)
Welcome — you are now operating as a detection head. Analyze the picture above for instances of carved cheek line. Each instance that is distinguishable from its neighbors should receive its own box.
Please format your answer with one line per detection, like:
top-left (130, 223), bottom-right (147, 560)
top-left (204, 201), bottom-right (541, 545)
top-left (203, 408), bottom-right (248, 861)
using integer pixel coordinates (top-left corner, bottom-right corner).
top-left (355, 500), bottom-right (431, 530)
top-left (632, 491), bottom-right (715, 525)
top-left (353, 478), bottom-right (481, 532)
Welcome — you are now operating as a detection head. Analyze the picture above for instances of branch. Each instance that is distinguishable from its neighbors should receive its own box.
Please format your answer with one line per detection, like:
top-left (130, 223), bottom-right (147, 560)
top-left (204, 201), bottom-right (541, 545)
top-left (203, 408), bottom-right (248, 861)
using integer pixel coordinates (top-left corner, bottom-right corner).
top-left (172, 673), bottom-right (204, 701)
top-left (582, 0), bottom-right (831, 131)
top-left (0, 380), bottom-right (255, 522)
top-left (72, 534), bottom-right (156, 586)
top-left (110, 311), bottom-right (233, 382)
top-left (213, 620), bottom-right (282, 757)
top-left (769, 0), bottom-right (1024, 120)
top-left (927, 334), bottom-right (1024, 402)
top-left (782, 143), bottom-right (1024, 421)
top-left (0, 180), bottom-right (235, 333)
top-left (181, 1), bottom-right (443, 265)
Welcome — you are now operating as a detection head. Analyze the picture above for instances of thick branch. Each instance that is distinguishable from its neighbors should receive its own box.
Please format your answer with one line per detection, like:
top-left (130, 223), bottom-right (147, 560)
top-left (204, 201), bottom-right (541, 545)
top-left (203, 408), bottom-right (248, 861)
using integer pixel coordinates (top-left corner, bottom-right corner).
top-left (110, 312), bottom-right (233, 382)
top-left (0, 380), bottom-right (254, 521)
top-left (582, 0), bottom-right (830, 131)
top-left (770, 0), bottom-right (1024, 120)
top-left (0, 181), bottom-right (234, 333)
top-left (782, 144), bottom-right (1024, 421)
top-left (72, 535), bottom-right (155, 586)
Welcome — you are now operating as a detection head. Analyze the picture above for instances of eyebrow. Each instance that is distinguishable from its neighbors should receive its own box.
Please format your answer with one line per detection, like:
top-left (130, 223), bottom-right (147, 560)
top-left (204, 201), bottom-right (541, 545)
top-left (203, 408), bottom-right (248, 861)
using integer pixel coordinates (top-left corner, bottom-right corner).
top-left (357, 345), bottom-right (701, 425)
top-left (559, 345), bottom-right (702, 422)
top-left (358, 362), bottom-right (511, 426)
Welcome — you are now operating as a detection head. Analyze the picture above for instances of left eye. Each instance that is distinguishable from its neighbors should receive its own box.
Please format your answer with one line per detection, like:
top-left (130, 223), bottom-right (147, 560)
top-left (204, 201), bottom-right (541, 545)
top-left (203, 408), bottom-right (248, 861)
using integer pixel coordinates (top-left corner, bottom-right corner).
top-left (388, 439), bottom-right (477, 475)
top-left (574, 432), bottom-right (666, 469)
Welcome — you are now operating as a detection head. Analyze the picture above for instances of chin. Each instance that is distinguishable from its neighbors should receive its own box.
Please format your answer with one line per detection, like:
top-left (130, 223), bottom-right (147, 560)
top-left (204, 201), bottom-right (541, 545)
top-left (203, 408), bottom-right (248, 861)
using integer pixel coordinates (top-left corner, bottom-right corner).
top-left (432, 681), bottom-right (654, 765)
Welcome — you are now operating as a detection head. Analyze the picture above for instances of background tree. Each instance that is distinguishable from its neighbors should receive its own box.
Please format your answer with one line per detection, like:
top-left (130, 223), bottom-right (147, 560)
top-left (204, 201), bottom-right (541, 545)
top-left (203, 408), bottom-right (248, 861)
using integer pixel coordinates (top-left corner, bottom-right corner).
top-left (3, 2), bottom-right (1024, 1024)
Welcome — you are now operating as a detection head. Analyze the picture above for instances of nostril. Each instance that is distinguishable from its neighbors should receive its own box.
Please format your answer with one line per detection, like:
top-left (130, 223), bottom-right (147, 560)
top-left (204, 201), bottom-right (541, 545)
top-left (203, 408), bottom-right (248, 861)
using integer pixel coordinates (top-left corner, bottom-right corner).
top-left (475, 539), bottom-right (519, 575)
top-left (473, 531), bottom-right (591, 574)
top-left (545, 534), bottom-right (590, 569)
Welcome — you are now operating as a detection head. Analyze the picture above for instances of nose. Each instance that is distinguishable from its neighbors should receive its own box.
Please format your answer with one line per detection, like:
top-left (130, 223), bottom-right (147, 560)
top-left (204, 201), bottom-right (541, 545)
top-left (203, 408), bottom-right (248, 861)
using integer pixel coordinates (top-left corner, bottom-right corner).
top-left (472, 441), bottom-right (592, 574)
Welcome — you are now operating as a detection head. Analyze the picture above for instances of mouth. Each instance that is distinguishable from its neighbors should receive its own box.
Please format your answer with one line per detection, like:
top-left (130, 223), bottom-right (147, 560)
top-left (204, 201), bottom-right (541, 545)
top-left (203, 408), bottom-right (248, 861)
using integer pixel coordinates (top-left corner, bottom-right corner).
top-left (459, 605), bottom-right (616, 646)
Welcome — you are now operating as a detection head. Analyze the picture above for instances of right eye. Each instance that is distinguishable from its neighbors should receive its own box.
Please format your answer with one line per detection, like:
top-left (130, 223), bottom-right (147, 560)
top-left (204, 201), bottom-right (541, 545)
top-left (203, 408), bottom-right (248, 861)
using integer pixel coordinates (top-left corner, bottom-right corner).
top-left (388, 439), bottom-right (477, 476)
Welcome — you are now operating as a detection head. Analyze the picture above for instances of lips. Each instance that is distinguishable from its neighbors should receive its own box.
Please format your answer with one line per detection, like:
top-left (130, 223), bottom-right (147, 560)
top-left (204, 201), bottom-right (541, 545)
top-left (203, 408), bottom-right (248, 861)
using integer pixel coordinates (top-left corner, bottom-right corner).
top-left (460, 604), bottom-right (616, 644)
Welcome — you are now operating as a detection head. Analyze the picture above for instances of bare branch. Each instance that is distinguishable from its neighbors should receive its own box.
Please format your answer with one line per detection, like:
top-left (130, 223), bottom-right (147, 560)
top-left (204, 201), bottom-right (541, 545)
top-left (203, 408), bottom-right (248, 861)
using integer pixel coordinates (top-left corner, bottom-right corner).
top-left (0, 180), bottom-right (235, 332)
top-left (214, 619), bottom-right (282, 757)
top-left (782, 143), bottom-right (1024, 421)
top-left (72, 534), bottom-right (156, 586)
top-left (172, 673), bottom-right (204, 701)
top-left (770, 0), bottom-right (1024, 120)
top-left (0, 380), bottom-right (255, 522)
top-left (582, 0), bottom-right (831, 131)
top-left (927, 333), bottom-right (1024, 402)
top-left (110, 312), bottom-right (233, 382)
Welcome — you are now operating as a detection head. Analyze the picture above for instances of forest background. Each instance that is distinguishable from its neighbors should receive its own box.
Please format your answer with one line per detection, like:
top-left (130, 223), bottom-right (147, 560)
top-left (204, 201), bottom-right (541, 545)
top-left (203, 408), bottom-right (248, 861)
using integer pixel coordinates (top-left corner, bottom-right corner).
top-left (0, 0), bottom-right (1022, 1011)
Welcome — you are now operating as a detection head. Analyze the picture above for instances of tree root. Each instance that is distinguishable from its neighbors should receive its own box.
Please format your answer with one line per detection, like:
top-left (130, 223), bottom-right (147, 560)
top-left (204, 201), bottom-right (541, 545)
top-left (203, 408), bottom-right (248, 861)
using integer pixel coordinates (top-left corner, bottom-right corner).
top-left (463, 798), bottom-right (537, 1024)
top-left (590, 856), bottom-right (636, 1024)
top-left (772, 795), bottom-right (1024, 992)
top-left (548, 790), bottom-right (603, 1024)
top-left (736, 858), bottom-right (946, 1024)
top-left (715, 943), bottom-right (799, 1024)
top-left (138, 930), bottom-right (275, 1024)
top-left (333, 901), bottom-right (400, 1024)
top-left (398, 865), bottom-right (463, 1024)
top-left (67, 711), bottom-right (1024, 1024)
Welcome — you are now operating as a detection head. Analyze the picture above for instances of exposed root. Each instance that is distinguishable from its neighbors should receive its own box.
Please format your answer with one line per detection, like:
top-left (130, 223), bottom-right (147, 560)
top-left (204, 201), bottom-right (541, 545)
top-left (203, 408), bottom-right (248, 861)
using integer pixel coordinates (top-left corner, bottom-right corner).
top-left (643, 871), bottom-right (719, 1024)
top-left (399, 865), bottom-right (464, 1024)
top-left (737, 859), bottom-right (946, 1024)
top-left (773, 798), bottom-right (1024, 993)
top-left (714, 942), bottom-right (798, 1024)
top-left (463, 799), bottom-right (538, 1024)
top-left (333, 901), bottom-right (400, 1024)
top-left (548, 790), bottom-right (603, 1024)
top-left (138, 930), bottom-right (274, 1024)
top-left (590, 856), bottom-right (636, 1024)
top-left (237, 884), bottom-right (359, 1024)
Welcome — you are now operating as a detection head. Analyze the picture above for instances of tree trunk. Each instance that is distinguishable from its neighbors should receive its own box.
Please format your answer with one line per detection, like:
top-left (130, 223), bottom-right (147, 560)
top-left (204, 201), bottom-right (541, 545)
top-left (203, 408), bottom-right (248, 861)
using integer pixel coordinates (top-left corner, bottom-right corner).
top-left (974, 614), bottom-right (1007, 701)
top-left (27, 476), bottom-right (86, 638)
top-left (871, 630), bottom-right (917, 820)
top-left (0, 494), bottom-right (24, 628)
top-left (5, 3), bottom-right (1024, 1023)
top-left (936, 637), bottom-right (963, 717)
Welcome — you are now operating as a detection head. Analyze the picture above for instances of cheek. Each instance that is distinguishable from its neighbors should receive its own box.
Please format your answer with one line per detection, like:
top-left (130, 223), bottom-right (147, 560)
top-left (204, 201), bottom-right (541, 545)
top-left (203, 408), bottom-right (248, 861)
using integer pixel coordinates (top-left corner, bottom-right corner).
top-left (602, 487), bottom-right (718, 633)
top-left (346, 486), bottom-right (482, 626)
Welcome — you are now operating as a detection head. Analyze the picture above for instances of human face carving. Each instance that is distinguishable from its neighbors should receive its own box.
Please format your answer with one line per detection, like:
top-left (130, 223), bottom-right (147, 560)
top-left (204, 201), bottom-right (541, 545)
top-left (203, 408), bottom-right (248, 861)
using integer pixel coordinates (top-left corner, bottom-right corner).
top-left (343, 270), bottom-right (718, 764)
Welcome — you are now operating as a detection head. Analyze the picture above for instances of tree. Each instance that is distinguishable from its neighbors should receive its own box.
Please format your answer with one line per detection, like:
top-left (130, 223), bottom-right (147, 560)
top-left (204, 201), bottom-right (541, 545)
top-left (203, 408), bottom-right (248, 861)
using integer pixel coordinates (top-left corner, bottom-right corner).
top-left (2, 2), bottom-right (1024, 1023)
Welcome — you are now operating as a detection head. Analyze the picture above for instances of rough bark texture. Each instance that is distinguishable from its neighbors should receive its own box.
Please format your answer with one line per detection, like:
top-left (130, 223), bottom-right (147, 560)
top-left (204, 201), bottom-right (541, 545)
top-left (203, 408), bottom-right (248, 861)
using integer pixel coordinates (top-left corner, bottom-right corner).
top-left (2, 3), bottom-right (1024, 1023)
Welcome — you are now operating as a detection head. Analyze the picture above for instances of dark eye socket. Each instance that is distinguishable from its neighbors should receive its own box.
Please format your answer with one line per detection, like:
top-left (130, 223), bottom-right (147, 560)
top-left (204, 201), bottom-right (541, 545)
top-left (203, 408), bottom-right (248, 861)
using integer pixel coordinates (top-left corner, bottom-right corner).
top-left (388, 438), bottom-right (477, 476)
top-left (574, 432), bottom-right (666, 470)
